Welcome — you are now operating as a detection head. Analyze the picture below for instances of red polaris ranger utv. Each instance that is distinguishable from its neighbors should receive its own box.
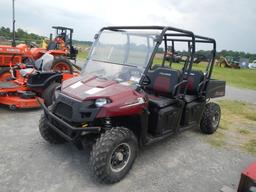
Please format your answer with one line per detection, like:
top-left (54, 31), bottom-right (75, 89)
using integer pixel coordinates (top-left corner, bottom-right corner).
top-left (39, 26), bottom-right (226, 183)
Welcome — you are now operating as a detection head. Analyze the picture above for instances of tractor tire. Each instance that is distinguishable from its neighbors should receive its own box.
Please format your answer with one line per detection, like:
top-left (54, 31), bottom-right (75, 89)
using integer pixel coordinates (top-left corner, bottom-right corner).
top-left (39, 114), bottom-right (66, 144)
top-left (200, 102), bottom-right (221, 134)
top-left (90, 127), bottom-right (138, 184)
top-left (51, 57), bottom-right (73, 74)
top-left (0, 67), bottom-right (11, 81)
top-left (42, 82), bottom-right (60, 107)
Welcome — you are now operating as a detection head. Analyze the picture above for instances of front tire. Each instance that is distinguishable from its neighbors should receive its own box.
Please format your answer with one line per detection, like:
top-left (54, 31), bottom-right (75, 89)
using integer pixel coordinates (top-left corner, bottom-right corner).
top-left (200, 102), bottom-right (221, 134)
top-left (90, 127), bottom-right (138, 184)
top-left (39, 114), bottom-right (66, 144)
top-left (42, 82), bottom-right (60, 107)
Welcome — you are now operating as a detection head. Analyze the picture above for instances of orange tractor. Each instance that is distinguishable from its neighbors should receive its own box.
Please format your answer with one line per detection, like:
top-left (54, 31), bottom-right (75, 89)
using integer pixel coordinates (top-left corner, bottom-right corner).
top-left (0, 53), bottom-right (79, 110)
top-left (0, 26), bottom-right (79, 81)
top-left (0, 26), bottom-right (80, 109)
top-left (0, 0), bottom-right (80, 109)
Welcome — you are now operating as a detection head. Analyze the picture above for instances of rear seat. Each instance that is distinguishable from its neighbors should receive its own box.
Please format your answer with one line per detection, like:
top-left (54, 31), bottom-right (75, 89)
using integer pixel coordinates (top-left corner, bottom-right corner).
top-left (186, 70), bottom-right (204, 95)
top-left (183, 70), bottom-right (204, 102)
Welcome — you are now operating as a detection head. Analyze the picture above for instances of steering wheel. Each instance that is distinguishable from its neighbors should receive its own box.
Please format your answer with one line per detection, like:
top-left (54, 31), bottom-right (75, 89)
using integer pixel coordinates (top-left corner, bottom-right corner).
top-left (128, 68), bottom-right (143, 77)
top-left (128, 68), bottom-right (153, 86)
top-left (117, 68), bottom-right (143, 82)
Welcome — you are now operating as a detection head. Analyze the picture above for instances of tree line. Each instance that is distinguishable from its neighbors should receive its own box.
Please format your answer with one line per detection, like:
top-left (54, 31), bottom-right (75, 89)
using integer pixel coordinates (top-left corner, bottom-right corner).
top-left (0, 26), bottom-right (45, 42)
top-left (0, 26), bottom-right (92, 46)
top-left (1, 26), bottom-right (255, 62)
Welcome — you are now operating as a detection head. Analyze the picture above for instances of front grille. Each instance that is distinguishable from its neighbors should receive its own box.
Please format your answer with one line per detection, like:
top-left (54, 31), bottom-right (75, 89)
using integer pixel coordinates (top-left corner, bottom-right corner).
top-left (51, 118), bottom-right (75, 138)
top-left (55, 102), bottom-right (73, 120)
top-left (53, 93), bottom-right (100, 123)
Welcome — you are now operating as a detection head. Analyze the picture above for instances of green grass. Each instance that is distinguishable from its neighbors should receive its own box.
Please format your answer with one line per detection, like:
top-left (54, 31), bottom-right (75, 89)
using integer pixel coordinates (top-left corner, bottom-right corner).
top-left (212, 66), bottom-right (256, 90)
top-left (205, 100), bottom-right (256, 156)
top-left (207, 132), bottom-right (226, 147)
top-left (77, 50), bottom-right (88, 60)
top-left (244, 139), bottom-right (256, 155)
top-left (74, 43), bottom-right (90, 60)
top-left (218, 100), bottom-right (256, 122)
top-left (238, 128), bottom-right (251, 135)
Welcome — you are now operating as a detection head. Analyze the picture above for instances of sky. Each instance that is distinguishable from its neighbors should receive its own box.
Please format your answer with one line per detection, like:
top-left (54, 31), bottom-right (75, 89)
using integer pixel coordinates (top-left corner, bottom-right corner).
top-left (0, 0), bottom-right (255, 53)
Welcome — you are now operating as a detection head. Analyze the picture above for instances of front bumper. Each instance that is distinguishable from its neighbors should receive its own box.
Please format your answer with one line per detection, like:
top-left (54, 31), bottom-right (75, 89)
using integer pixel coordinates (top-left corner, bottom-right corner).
top-left (39, 100), bottom-right (101, 142)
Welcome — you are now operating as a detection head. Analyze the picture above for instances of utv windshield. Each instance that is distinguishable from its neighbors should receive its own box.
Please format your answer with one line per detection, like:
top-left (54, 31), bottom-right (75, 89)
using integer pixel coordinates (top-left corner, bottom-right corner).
top-left (82, 30), bottom-right (159, 85)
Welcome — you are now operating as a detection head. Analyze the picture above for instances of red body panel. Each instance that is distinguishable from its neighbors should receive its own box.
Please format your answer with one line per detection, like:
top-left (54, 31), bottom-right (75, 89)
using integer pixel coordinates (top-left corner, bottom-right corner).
top-left (238, 162), bottom-right (256, 192)
top-left (96, 91), bottom-right (147, 117)
top-left (0, 45), bottom-right (23, 67)
top-left (29, 48), bottom-right (46, 60)
top-left (242, 162), bottom-right (256, 180)
top-left (61, 75), bottom-right (147, 117)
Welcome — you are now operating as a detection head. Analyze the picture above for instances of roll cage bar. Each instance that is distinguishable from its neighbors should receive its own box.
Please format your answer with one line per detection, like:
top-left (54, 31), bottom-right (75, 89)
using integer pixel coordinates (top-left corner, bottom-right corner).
top-left (95, 26), bottom-right (216, 97)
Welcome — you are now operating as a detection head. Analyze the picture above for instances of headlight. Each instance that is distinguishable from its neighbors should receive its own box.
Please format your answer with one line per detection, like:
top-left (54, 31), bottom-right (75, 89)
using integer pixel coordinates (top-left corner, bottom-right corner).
top-left (95, 98), bottom-right (108, 107)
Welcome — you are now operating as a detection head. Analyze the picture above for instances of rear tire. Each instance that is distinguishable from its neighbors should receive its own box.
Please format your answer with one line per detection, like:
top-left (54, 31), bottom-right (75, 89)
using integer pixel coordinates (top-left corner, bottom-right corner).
top-left (51, 57), bottom-right (73, 74)
top-left (39, 114), bottom-right (66, 144)
top-left (90, 127), bottom-right (138, 184)
top-left (0, 68), bottom-right (11, 81)
top-left (42, 82), bottom-right (60, 107)
top-left (200, 102), bottom-right (221, 134)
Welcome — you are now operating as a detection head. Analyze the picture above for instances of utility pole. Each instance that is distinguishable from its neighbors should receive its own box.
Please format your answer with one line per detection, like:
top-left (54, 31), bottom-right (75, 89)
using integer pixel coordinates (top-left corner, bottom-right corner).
top-left (12, 0), bottom-right (16, 47)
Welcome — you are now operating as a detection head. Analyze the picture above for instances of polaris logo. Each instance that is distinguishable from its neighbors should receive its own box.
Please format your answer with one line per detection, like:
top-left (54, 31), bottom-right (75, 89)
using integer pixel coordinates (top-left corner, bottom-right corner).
top-left (59, 95), bottom-right (75, 106)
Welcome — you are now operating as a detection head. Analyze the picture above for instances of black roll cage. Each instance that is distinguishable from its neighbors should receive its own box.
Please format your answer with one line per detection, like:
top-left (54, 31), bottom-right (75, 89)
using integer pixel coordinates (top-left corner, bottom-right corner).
top-left (93, 26), bottom-right (216, 97)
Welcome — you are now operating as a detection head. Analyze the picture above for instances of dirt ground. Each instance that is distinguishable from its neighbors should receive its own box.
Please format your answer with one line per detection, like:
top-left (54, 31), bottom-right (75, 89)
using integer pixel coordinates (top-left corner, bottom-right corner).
top-left (0, 103), bottom-right (255, 192)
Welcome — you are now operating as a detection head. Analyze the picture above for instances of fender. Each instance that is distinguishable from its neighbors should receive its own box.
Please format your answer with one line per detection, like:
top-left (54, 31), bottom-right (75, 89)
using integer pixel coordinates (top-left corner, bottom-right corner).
top-left (27, 72), bottom-right (62, 88)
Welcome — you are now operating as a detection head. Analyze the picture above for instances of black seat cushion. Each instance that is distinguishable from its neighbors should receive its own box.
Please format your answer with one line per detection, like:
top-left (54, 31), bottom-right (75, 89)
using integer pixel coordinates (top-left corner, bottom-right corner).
top-left (146, 67), bottom-right (181, 97)
top-left (148, 95), bottom-right (176, 108)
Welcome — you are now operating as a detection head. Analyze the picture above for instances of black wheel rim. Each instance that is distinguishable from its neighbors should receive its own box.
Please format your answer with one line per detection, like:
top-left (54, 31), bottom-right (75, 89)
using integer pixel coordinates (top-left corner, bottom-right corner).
top-left (110, 143), bottom-right (131, 173)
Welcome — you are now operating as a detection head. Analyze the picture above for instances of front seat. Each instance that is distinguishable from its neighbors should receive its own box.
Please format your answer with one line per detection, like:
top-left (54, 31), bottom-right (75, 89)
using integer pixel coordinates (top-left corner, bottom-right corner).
top-left (145, 67), bottom-right (181, 108)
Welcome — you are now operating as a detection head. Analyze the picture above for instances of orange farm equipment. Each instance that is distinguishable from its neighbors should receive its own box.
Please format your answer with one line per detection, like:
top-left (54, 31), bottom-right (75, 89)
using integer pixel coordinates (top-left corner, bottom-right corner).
top-left (0, 26), bottom-right (78, 80)
top-left (0, 55), bottom-right (79, 110)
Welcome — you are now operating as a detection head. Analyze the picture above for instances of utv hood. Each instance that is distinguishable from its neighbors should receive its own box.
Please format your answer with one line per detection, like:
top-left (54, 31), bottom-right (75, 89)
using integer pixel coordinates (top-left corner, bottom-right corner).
top-left (61, 75), bottom-right (139, 101)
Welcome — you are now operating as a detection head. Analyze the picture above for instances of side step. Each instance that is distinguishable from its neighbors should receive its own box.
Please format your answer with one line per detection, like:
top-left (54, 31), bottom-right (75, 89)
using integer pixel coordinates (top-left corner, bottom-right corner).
top-left (144, 123), bottom-right (198, 146)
